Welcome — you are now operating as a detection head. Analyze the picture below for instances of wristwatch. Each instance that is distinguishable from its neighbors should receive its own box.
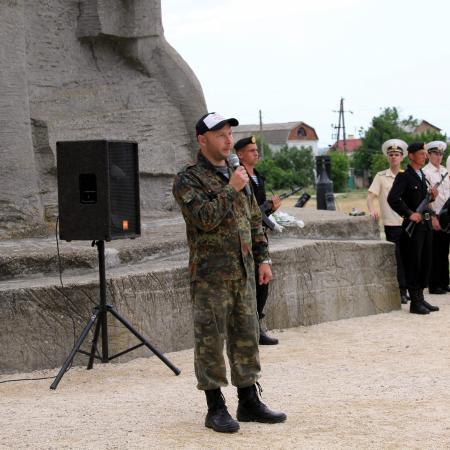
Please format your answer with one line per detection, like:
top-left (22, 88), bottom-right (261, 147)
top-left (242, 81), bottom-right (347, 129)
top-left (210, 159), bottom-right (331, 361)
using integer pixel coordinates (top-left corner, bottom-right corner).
top-left (261, 259), bottom-right (272, 265)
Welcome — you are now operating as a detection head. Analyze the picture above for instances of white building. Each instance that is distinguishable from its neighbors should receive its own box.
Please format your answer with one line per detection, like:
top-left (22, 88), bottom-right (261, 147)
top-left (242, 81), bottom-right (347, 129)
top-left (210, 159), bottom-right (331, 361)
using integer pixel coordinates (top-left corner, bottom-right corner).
top-left (233, 121), bottom-right (320, 155)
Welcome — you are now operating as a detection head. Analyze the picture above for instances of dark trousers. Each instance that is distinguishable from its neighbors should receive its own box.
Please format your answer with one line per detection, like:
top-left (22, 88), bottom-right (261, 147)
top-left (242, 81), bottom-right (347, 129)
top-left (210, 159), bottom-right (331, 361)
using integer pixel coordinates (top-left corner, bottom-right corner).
top-left (400, 228), bottom-right (432, 291)
top-left (384, 225), bottom-right (407, 293)
top-left (429, 229), bottom-right (450, 290)
top-left (255, 265), bottom-right (269, 319)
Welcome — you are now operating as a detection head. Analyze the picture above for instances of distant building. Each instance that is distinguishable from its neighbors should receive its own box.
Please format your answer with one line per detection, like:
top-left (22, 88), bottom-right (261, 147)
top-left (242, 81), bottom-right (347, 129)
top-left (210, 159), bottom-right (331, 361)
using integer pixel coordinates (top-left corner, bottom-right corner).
top-left (400, 119), bottom-right (441, 135)
top-left (233, 121), bottom-right (319, 155)
top-left (331, 135), bottom-right (363, 155)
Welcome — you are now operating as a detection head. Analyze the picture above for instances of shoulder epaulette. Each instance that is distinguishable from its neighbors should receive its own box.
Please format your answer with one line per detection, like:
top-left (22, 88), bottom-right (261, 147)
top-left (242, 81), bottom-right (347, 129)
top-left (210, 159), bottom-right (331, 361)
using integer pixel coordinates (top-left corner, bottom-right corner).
top-left (176, 162), bottom-right (197, 176)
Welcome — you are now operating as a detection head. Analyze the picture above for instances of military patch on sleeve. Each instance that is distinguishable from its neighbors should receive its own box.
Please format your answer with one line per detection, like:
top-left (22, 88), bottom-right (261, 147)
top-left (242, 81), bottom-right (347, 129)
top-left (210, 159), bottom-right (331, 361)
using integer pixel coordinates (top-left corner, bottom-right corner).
top-left (180, 189), bottom-right (196, 204)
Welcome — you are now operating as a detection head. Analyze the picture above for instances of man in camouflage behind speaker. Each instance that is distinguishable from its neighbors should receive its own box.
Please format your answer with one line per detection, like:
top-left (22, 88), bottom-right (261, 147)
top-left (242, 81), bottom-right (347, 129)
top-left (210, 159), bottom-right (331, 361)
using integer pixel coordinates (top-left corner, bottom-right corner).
top-left (367, 139), bottom-right (409, 304)
top-left (422, 141), bottom-right (450, 295)
top-left (172, 112), bottom-right (286, 433)
top-left (387, 142), bottom-right (439, 314)
top-left (235, 135), bottom-right (281, 345)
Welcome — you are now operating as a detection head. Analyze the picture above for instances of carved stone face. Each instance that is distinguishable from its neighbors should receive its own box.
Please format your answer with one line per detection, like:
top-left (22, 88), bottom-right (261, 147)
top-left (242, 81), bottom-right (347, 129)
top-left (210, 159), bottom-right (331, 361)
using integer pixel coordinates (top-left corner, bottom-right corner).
top-left (77, 0), bottom-right (162, 38)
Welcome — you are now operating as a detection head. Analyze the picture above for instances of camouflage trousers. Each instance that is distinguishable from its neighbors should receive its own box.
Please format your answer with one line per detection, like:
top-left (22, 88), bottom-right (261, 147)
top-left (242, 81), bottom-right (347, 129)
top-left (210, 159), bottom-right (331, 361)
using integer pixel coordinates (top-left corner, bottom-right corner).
top-left (191, 276), bottom-right (261, 391)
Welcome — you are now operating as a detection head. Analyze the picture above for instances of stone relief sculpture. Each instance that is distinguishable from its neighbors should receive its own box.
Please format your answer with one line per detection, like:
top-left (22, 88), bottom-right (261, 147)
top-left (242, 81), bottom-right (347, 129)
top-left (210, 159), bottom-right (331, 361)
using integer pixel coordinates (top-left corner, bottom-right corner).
top-left (0, 0), bottom-right (206, 238)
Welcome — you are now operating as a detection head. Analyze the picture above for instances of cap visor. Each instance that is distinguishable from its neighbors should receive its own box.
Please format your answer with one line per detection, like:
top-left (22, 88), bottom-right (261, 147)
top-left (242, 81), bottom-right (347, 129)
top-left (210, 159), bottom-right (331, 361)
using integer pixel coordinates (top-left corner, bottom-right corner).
top-left (210, 118), bottom-right (239, 130)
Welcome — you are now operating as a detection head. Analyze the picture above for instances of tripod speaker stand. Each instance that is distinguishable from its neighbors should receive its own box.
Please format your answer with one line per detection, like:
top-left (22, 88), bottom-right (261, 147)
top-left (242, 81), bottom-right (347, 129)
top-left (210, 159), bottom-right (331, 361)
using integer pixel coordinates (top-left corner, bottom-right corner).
top-left (50, 240), bottom-right (180, 390)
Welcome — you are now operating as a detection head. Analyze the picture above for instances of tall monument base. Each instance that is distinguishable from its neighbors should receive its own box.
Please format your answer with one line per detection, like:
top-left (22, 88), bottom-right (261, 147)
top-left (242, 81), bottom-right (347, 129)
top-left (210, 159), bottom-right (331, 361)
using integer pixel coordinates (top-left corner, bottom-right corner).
top-left (0, 209), bottom-right (399, 374)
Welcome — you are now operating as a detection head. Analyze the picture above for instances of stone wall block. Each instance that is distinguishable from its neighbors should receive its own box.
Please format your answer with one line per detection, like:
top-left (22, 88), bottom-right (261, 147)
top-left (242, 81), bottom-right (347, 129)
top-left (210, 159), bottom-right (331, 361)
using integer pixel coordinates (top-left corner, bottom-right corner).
top-left (0, 238), bottom-right (398, 374)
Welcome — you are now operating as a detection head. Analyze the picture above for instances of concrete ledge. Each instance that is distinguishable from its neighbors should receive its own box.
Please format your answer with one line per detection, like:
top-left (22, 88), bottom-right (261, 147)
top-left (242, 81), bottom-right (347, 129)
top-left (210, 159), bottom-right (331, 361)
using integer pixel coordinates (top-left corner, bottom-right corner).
top-left (269, 207), bottom-right (380, 241)
top-left (0, 209), bottom-right (379, 279)
top-left (0, 236), bottom-right (399, 374)
top-left (267, 239), bottom-right (399, 329)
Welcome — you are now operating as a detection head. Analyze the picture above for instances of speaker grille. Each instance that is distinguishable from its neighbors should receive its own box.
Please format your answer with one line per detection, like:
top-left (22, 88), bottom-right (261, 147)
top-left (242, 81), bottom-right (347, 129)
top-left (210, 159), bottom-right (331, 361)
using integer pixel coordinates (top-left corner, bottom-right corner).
top-left (108, 142), bottom-right (140, 238)
top-left (56, 140), bottom-right (140, 241)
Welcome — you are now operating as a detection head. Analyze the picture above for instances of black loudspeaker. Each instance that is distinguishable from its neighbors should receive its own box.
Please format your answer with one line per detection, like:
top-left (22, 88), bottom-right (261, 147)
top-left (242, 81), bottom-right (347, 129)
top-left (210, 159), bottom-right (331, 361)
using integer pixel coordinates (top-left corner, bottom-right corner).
top-left (295, 192), bottom-right (311, 208)
top-left (56, 140), bottom-right (141, 241)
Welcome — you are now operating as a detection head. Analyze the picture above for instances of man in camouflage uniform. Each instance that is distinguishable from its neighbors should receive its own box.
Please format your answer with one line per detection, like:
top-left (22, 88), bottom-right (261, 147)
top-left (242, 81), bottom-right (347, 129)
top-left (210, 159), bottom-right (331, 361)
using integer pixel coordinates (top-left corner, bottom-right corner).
top-left (172, 112), bottom-right (286, 433)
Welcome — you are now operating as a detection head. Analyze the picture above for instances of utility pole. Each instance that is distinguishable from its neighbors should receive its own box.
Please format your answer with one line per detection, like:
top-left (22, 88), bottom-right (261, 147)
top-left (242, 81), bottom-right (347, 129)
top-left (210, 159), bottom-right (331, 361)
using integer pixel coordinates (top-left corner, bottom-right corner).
top-left (332, 98), bottom-right (352, 152)
top-left (259, 109), bottom-right (264, 159)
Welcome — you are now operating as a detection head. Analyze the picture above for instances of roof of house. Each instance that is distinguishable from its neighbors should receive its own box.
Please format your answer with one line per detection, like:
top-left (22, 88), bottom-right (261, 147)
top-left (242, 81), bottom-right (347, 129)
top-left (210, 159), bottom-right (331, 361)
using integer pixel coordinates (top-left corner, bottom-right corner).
top-left (400, 119), bottom-right (441, 134)
top-left (234, 121), bottom-right (318, 146)
top-left (332, 138), bottom-right (363, 153)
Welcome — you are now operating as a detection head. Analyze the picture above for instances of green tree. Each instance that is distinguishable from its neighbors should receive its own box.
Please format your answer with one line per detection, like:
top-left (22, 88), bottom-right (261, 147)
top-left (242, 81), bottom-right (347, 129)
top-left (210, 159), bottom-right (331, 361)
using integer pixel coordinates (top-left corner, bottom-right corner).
top-left (256, 145), bottom-right (315, 190)
top-left (327, 150), bottom-right (349, 192)
top-left (256, 158), bottom-right (287, 190)
top-left (370, 153), bottom-right (389, 178)
top-left (273, 145), bottom-right (315, 188)
top-left (255, 136), bottom-right (273, 159)
top-left (353, 107), bottom-right (448, 175)
top-left (353, 107), bottom-right (409, 172)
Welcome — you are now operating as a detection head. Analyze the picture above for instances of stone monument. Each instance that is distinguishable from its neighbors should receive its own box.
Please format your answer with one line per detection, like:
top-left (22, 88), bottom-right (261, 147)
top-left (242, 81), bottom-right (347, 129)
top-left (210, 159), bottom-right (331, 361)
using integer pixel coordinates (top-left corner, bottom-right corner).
top-left (0, 1), bottom-right (402, 376)
top-left (0, 0), bottom-right (206, 239)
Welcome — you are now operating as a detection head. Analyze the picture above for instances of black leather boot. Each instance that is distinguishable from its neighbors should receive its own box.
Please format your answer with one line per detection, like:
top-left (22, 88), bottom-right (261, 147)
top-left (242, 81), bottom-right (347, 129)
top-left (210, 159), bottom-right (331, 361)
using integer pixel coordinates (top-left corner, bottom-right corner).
top-left (419, 290), bottom-right (439, 312)
top-left (237, 383), bottom-right (286, 423)
top-left (409, 290), bottom-right (430, 315)
top-left (259, 320), bottom-right (279, 345)
top-left (205, 388), bottom-right (240, 433)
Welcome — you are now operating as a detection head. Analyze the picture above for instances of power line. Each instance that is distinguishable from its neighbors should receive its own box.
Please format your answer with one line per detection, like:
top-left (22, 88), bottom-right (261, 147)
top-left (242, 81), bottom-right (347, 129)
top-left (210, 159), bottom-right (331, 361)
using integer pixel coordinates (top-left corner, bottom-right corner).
top-left (332, 97), bottom-right (353, 151)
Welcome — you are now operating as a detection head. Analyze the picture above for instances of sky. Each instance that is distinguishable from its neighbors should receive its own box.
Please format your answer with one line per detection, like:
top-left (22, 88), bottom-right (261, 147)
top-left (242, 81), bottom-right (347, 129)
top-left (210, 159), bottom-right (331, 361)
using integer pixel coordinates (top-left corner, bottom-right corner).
top-left (161, 0), bottom-right (450, 148)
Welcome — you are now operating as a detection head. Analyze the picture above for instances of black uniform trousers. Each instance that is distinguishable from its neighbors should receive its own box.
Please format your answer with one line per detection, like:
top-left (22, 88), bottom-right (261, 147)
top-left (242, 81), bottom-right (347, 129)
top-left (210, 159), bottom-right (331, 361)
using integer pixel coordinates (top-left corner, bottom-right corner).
top-left (384, 225), bottom-right (407, 294)
top-left (255, 265), bottom-right (269, 319)
top-left (429, 229), bottom-right (450, 291)
top-left (400, 228), bottom-right (432, 291)
top-left (250, 169), bottom-right (272, 320)
top-left (387, 165), bottom-right (434, 293)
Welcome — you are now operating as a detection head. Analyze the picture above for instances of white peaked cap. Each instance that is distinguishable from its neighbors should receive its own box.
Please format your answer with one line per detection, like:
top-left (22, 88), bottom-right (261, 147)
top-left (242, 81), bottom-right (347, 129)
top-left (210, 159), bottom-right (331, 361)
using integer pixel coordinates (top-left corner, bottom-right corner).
top-left (381, 139), bottom-right (407, 158)
top-left (425, 141), bottom-right (447, 152)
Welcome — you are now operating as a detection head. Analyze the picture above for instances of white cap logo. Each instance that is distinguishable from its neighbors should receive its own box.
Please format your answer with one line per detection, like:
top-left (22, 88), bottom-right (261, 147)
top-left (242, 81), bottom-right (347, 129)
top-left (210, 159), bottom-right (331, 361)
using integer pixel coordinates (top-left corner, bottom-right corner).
top-left (203, 113), bottom-right (226, 130)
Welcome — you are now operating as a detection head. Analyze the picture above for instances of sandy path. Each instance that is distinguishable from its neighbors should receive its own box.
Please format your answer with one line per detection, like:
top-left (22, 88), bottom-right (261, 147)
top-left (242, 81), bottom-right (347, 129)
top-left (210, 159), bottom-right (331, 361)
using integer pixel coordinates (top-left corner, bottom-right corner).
top-left (2, 293), bottom-right (450, 449)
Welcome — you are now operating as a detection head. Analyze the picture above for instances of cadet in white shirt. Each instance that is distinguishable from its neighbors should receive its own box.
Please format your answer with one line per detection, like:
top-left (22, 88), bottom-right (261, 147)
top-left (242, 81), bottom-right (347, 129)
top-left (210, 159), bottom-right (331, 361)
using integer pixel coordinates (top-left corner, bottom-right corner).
top-left (423, 140), bottom-right (450, 294)
top-left (367, 139), bottom-right (409, 303)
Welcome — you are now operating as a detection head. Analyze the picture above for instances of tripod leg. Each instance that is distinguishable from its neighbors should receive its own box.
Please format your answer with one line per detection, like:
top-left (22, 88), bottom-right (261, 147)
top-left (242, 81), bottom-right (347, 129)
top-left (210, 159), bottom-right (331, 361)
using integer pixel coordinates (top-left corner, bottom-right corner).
top-left (87, 309), bottom-right (103, 370)
top-left (50, 309), bottom-right (101, 390)
top-left (108, 307), bottom-right (181, 375)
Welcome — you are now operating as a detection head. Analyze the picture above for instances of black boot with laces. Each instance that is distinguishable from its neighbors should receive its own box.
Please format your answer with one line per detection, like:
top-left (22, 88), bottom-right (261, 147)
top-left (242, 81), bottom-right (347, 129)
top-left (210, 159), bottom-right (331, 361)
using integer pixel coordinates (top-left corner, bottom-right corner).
top-left (259, 320), bottom-right (279, 345)
top-left (419, 289), bottom-right (439, 312)
top-left (204, 388), bottom-right (240, 433)
top-left (237, 383), bottom-right (286, 423)
top-left (409, 289), bottom-right (430, 315)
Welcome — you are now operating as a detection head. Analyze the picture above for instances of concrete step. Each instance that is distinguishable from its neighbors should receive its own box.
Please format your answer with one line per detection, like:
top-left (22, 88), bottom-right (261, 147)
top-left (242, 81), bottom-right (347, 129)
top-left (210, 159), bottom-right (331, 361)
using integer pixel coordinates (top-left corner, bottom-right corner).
top-left (0, 239), bottom-right (399, 374)
top-left (0, 213), bottom-right (187, 280)
top-left (0, 208), bottom-right (396, 375)
top-left (0, 208), bottom-right (379, 280)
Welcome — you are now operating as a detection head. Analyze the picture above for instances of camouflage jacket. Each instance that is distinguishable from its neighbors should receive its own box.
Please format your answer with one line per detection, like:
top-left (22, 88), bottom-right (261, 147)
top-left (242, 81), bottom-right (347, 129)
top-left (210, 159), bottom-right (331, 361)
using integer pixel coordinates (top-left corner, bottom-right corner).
top-left (172, 152), bottom-right (269, 281)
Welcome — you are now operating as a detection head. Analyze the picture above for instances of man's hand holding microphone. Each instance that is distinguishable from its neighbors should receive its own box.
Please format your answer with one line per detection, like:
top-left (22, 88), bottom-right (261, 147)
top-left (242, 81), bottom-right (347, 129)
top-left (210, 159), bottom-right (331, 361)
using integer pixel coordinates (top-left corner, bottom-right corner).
top-left (228, 154), bottom-right (251, 196)
top-left (227, 154), bottom-right (272, 285)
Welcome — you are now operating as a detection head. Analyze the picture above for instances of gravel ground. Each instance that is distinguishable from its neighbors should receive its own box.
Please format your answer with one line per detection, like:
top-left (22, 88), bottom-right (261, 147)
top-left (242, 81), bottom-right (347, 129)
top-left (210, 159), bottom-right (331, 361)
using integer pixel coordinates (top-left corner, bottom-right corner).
top-left (2, 293), bottom-right (450, 450)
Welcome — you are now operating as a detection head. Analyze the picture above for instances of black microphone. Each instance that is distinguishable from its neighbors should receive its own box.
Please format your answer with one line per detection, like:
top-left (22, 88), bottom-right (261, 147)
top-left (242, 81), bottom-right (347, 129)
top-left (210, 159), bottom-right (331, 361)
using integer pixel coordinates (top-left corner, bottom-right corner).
top-left (228, 154), bottom-right (252, 197)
